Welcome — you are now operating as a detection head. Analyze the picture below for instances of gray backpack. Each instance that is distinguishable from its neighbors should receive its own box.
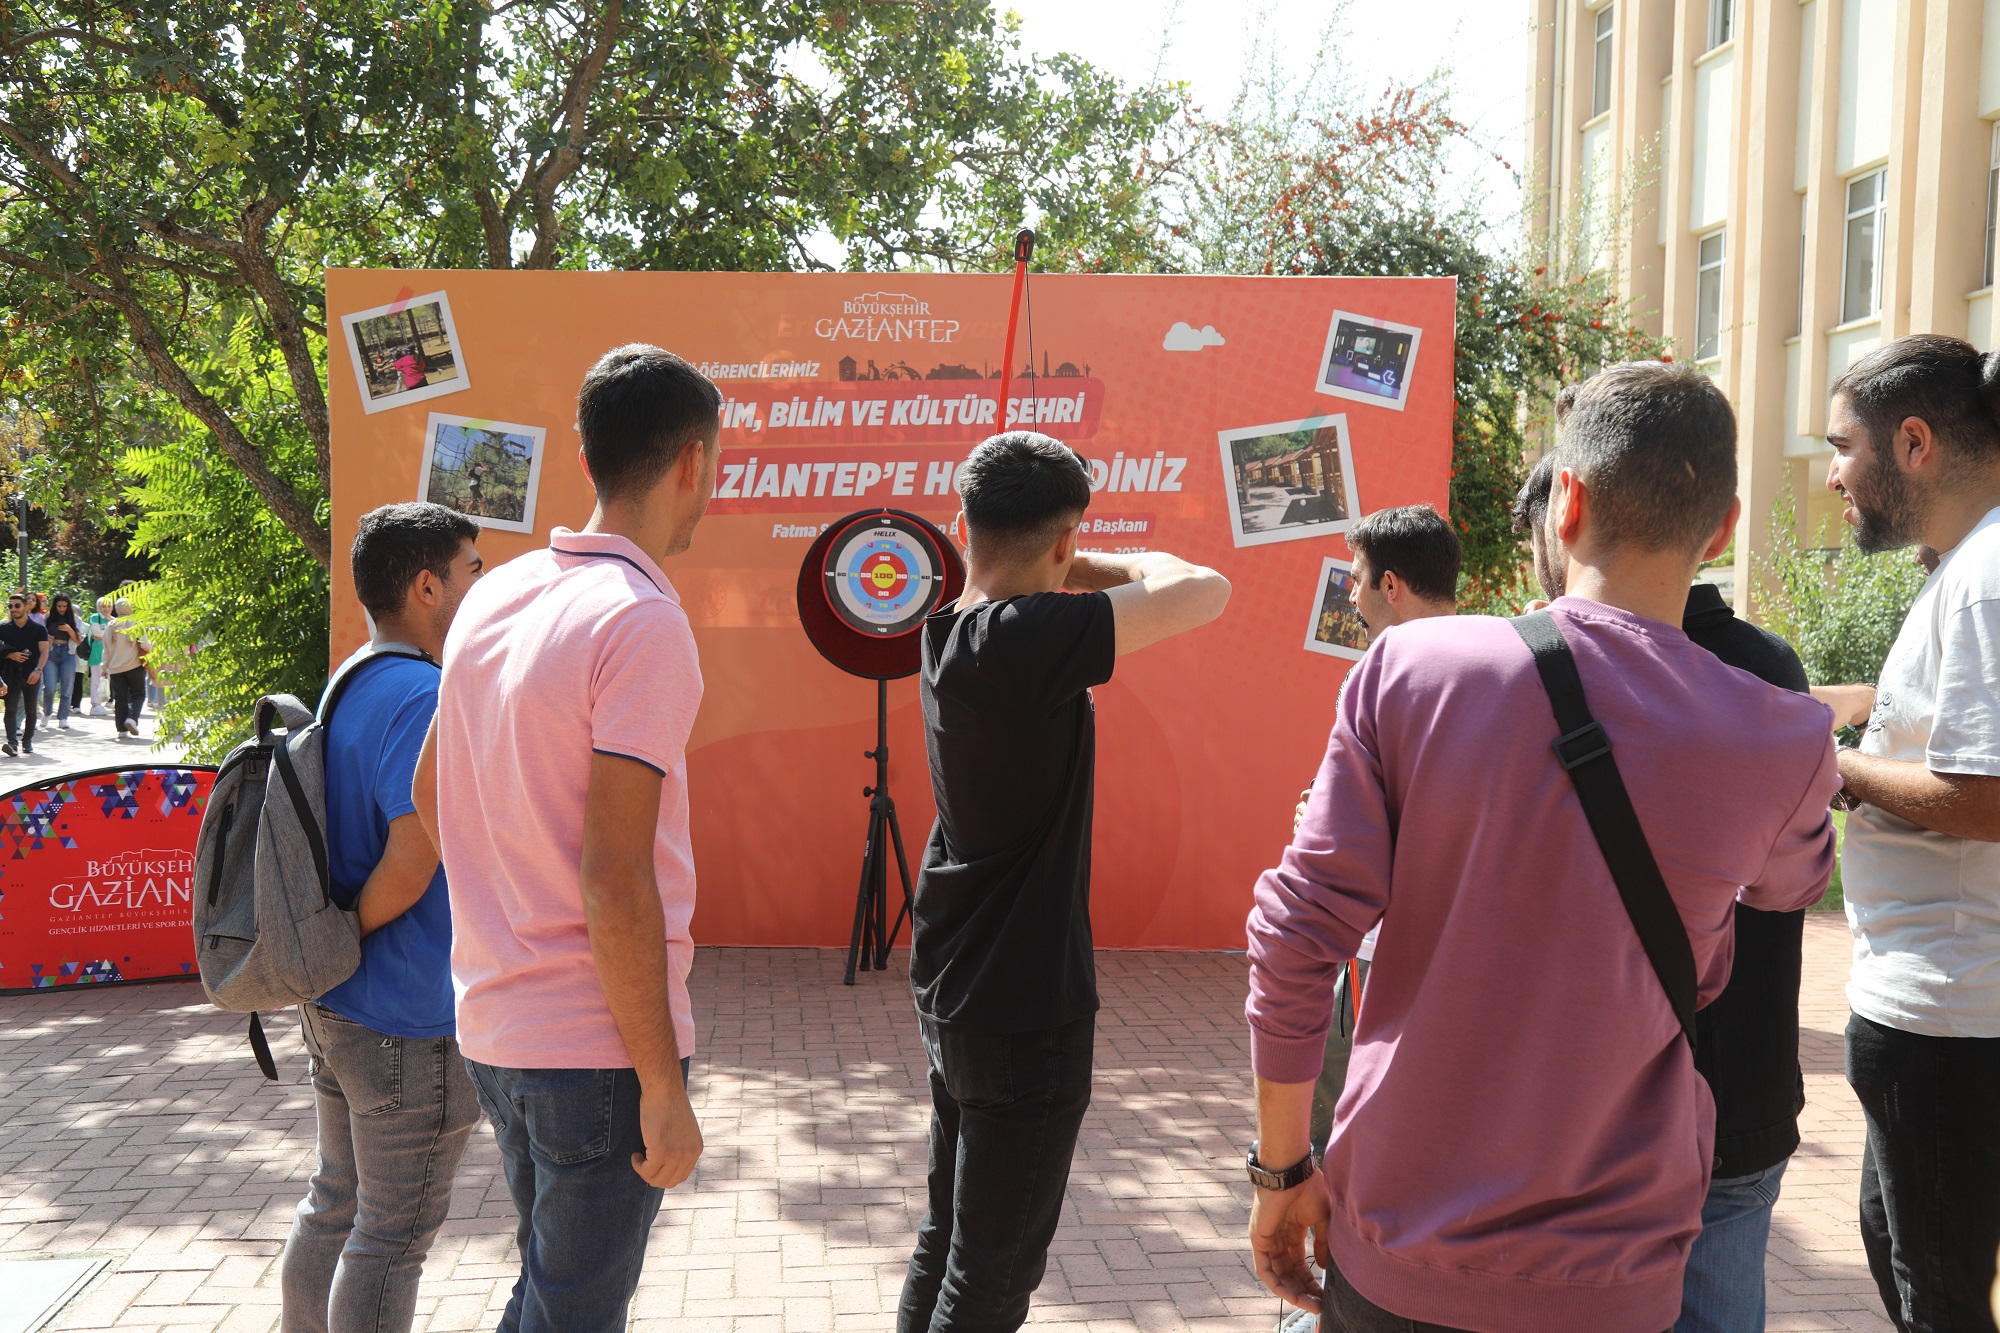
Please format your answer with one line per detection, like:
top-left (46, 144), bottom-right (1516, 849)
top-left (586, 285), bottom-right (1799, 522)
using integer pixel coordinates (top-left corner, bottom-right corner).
top-left (190, 647), bottom-right (433, 1078)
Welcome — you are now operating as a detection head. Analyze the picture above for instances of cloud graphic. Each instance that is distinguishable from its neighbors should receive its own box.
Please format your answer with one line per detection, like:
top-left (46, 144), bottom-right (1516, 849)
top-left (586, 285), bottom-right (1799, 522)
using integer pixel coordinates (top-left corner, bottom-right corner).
top-left (1163, 321), bottom-right (1226, 352)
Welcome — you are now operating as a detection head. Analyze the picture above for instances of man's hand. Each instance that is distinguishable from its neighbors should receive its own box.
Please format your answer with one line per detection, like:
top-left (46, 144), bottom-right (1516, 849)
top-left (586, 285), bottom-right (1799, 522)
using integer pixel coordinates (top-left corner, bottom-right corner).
top-left (1293, 787), bottom-right (1311, 836)
top-left (26, 670), bottom-right (39, 685)
top-left (1812, 684), bottom-right (1877, 729)
top-left (634, 1073), bottom-right (704, 1189)
top-left (6, 650), bottom-right (26, 663)
top-left (1250, 1177), bottom-right (1332, 1312)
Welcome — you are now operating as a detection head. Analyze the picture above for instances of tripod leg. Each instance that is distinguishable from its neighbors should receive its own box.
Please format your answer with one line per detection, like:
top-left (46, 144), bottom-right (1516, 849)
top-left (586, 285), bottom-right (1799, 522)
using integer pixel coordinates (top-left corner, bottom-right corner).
top-left (879, 798), bottom-right (919, 962)
top-left (871, 799), bottom-right (892, 969)
top-left (844, 811), bottom-right (881, 986)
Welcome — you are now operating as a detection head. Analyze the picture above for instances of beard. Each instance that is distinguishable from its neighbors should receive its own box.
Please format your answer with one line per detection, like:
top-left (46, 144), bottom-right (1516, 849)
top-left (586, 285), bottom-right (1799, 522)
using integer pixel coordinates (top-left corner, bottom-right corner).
top-left (1846, 440), bottom-right (1923, 554)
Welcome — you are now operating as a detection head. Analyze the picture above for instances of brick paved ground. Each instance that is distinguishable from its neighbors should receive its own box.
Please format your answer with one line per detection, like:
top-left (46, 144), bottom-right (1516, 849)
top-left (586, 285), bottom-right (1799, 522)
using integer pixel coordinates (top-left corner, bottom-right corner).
top-left (0, 919), bottom-right (1891, 1332)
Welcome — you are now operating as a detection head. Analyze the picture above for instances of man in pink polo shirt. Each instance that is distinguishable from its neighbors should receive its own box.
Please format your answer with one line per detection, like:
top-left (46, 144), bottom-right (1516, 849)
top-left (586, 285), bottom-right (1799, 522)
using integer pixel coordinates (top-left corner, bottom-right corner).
top-left (1244, 362), bottom-right (1840, 1333)
top-left (413, 344), bottom-right (717, 1333)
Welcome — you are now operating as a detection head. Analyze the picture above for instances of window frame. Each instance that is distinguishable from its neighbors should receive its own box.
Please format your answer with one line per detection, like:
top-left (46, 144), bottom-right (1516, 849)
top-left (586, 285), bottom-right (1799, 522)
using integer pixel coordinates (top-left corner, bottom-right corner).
top-left (1841, 169), bottom-right (1886, 325)
top-left (1707, 0), bottom-right (1733, 50)
top-left (1696, 229), bottom-right (1726, 362)
top-left (1591, 6), bottom-right (1615, 121)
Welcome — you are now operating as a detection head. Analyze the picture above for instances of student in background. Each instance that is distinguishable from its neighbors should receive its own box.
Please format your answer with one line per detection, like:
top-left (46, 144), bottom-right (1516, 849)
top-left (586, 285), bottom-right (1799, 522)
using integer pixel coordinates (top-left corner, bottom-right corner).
top-left (102, 598), bottom-right (149, 738)
top-left (280, 502), bottom-right (484, 1333)
top-left (1816, 335), bottom-right (2000, 1333)
top-left (416, 346), bottom-right (718, 1333)
top-left (0, 590), bottom-right (48, 755)
top-left (85, 596), bottom-right (111, 716)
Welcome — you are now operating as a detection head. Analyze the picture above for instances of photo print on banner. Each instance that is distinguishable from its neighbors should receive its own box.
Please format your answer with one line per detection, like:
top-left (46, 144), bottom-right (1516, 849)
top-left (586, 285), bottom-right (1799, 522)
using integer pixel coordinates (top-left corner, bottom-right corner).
top-left (1216, 415), bottom-right (1360, 547)
top-left (341, 290), bottom-right (470, 414)
top-left (1304, 557), bottom-right (1371, 660)
top-left (419, 413), bottom-right (546, 534)
top-left (1316, 309), bottom-right (1422, 412)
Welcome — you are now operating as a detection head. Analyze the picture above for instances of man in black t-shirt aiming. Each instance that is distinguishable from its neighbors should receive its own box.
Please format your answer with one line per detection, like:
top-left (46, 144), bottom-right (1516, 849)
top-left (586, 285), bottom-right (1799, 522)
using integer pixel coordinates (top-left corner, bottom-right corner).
top-left (900, 432), bottom-right (1231, 1333)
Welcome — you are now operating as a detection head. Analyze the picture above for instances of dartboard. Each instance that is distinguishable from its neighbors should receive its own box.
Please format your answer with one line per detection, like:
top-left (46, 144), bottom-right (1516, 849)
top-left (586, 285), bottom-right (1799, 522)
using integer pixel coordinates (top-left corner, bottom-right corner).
top-left (824, 517), bottom-right (941, 637)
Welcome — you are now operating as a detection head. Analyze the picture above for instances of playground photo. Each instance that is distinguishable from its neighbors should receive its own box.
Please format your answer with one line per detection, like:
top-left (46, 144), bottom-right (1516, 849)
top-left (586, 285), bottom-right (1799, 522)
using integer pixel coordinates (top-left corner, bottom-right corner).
top-left (418, 413), bottom-right (546, 533)
top-left (1216, 414), bottom-right (1359, 547)
top-left (1316, 309), bottom-right (1421, 411)
top-left (340, 291), bottom-right (469, 413)
top-left (1303, 556), bottom-right (1370, 659)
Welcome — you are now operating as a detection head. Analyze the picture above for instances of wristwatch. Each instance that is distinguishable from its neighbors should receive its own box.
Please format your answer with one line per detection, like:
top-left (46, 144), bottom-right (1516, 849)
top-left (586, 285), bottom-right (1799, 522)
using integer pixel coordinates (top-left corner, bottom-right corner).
top-left (1246, 1142), bottom-right (1317, 1191)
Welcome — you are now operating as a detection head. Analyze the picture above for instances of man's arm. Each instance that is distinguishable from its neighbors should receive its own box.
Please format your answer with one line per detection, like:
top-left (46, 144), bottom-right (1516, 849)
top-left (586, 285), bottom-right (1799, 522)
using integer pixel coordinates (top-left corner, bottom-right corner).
top-left (1811, 684), bottom-right (1876, 728)
top-left (580, 750), bottom-right (702, 1189)
top-left (411, 716), bottom-right (440, 852)
top-left (1248, 1077), bottom-right (1331, 1311)
top-left (1838, 749), bottom-right (2000, 841)
top-left (28, 635), bottom-right (45, 681)
top-left (1065, 551), bottom-right (1231, 655)
top-left (353, 814), bottom-right (441, 935)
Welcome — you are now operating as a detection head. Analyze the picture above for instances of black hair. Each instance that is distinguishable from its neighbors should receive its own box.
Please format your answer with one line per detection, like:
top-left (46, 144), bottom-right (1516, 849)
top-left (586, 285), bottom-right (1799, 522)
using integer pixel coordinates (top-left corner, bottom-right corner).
top-left (351, 502), bottom-right (480, 618)
top-left (955, 431), bottom-right (1093, 564)
top-left (1831, 334), bottom-right (2000, 463)
top-left (576, 344), bottom-right (722, 501)
top-left (46, 593), bottom-right (77, 637)
top-left (1512, 454), bottom-right (1558, 535)
top-left (1347, 504), bottom-right (1461, 602)
top-left (1553, 360), bottom-right (1738, 556)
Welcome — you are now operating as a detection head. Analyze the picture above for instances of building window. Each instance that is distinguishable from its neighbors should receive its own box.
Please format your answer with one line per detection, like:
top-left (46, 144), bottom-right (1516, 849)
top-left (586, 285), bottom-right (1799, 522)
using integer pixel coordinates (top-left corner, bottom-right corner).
top-left (1708, 0), bottom-right (1733, 49)
top-left (1697, 230), bottom-right (1725, 361)
top-left (1985, 124), bottom-right (1999, 289)
top-left (1591, 6), bottom-right (1614, 119)
top-left (1842, 169), bottom-right (1886, 324)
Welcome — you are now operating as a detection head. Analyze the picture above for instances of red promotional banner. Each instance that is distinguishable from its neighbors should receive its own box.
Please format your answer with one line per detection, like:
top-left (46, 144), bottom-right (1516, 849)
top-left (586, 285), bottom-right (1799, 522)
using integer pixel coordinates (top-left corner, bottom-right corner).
top-left (0, 766), bottom-right (216, 994)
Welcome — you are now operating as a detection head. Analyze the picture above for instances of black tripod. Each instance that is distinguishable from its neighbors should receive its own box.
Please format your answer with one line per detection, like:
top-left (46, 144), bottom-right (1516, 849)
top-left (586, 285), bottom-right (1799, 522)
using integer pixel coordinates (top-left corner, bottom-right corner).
top-left (845, 677), bottom-right (917, 984)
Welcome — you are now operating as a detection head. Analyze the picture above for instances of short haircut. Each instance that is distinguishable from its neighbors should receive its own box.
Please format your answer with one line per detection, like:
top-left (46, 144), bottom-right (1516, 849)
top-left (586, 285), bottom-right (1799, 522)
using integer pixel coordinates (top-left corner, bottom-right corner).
top-left (1831, 334), bottom-right (2000, 461)
top-left (576, 345), bottom-right (722, 501)
top-left (1347, 504), bottom-right (1461, 602)
top-left (955, 432), bottom-right (1093, 564)
top-left (351, 502), bottom-right (480, 618)
top-left (1512, 454), bottom-right (1558, 535)
top-left (1553, 361), bottom-right (1738, 555)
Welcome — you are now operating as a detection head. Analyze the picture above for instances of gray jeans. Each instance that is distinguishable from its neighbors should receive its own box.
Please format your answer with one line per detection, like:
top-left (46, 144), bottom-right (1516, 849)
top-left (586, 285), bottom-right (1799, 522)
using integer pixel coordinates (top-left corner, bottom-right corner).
top-left (280, 1004), bottom-right (481, 1333)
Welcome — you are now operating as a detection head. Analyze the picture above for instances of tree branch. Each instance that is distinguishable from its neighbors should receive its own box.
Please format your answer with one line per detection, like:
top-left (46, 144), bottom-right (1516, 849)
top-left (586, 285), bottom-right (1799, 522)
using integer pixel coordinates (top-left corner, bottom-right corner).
top-left (0, 245), bottom-right (332, 567)
top-left (519, 0), bottom-right (625, 269)
top-left (232, 197), bottom-right (331, 497)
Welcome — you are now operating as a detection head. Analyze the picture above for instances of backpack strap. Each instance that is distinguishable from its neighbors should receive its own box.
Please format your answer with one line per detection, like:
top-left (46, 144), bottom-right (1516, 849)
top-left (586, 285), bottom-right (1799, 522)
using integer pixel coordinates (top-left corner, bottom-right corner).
top-left (316, 643), bottom-right (439, 726)
top-left (1509, 610), bottom-right (1698, 1047)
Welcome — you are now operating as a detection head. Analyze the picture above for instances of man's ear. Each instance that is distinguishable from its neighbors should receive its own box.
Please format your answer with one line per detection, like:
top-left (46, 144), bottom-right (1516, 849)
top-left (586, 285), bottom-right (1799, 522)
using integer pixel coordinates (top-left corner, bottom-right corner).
top-left (576, 445), bottom-right (593, 487)
top-left (1898, 415), bottom-right (1940, 472)
top-left (1699, 496), bottom-right (1743, 564)
top-left (1052, 522), bottom-right (1079, 566)
top-left (1378, 569), bottom-right (1403, 603)
top-left (1552, 468), bottom-right (1587, 546)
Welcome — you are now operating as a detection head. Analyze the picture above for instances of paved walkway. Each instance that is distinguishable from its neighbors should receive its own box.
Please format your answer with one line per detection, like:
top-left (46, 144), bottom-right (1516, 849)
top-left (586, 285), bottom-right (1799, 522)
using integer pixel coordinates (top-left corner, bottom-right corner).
top-left (0, 920), bottom-right (1890, 1332)
top-left (0, 689), bottom-right (185, 787)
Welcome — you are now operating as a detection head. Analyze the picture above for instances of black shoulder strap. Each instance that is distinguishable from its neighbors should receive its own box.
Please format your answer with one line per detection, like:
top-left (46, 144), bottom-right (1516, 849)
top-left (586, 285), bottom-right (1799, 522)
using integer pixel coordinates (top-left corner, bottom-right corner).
top-left (1510, 610), bottom-right (1698, 1047)
top-left (317, 644), bottom-right (439, 726)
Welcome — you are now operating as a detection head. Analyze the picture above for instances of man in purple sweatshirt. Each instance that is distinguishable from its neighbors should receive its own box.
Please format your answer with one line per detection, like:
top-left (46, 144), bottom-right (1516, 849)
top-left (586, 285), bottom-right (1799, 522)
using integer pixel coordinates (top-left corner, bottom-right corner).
top-left (1244, 360), bottom-right (1840, 1333)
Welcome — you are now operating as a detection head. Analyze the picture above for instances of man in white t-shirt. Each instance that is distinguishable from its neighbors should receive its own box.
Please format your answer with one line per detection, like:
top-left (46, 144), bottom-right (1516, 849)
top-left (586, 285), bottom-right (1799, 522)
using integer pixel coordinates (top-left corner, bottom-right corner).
top-left (1823, 334), bottom-right (2000, 1333)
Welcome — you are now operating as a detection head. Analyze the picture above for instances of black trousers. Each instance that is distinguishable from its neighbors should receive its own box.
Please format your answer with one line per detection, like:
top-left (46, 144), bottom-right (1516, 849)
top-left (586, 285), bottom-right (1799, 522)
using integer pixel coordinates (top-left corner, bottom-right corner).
top-left (111, 666), bottom-right (146, 730)
top-left (897, 1014), bottom-right (1094, 1333)
top-left (70, 667), bottom-right (85, 711)
top-left (3, 677), bottom-right (34, 745)
top-left (1847, 1011), bottom-right (2000, 1333)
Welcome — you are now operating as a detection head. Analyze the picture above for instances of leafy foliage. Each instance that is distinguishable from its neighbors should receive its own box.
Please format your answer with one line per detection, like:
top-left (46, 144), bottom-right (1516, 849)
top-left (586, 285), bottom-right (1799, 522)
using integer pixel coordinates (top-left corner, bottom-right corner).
top-left (0, 0), bottom-right (1177, 752)
top-left (1141, 72), bottom-right (1666, 609)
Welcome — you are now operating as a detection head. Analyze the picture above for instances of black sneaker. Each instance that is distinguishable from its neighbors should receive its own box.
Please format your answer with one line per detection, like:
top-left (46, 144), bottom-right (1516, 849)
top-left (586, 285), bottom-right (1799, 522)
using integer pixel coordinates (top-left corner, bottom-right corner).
top-left (22, 738), bottom-right (32, 754)
top-left (3, 742), bottom-right (17, 756)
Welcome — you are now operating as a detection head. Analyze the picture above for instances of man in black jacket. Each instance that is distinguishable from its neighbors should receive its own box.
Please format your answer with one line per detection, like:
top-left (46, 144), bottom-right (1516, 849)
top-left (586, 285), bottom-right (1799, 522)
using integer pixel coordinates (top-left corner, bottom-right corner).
top-left (1516, 453), bottom-right (1815, 1333)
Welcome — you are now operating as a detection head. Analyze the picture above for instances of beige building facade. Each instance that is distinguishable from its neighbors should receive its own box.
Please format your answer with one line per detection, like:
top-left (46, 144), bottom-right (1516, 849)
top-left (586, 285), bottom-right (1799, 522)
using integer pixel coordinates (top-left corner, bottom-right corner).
top-left (1527, 0), bottom-right (2000, 599)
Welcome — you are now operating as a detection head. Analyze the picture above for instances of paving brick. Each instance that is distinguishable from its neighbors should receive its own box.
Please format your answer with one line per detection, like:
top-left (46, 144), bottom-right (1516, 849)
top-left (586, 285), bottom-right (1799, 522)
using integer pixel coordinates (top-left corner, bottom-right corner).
top-left (1, 924), bottom-right (1896, 1330)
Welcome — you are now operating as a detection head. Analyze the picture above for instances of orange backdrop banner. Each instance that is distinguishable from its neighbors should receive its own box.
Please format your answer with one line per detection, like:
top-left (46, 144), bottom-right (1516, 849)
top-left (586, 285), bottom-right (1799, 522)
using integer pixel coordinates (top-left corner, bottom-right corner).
top-left (327, 270), bottom-right (1456, 949)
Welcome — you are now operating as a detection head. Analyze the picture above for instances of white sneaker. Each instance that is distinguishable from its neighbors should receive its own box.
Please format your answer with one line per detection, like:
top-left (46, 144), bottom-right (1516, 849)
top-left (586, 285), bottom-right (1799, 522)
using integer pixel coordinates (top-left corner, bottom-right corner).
top-left (57, 720), bottom-right (69, 730)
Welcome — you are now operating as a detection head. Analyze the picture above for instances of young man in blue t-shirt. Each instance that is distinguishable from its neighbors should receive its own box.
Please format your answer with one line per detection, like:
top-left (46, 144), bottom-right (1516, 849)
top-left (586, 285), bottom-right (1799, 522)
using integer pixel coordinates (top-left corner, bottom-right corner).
top-left (280, 502), bottom-right (483, 1333)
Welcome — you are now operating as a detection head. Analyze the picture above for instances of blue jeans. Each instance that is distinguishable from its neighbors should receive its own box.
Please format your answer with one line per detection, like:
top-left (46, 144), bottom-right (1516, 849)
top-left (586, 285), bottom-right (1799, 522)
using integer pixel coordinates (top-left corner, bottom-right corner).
top-left (281, 1005), bottom-right (482, 1333)
top-left (41, 645), bottom-right (71, 721)
top-left (466, 1058), bottom-right (691, 1333)
top-left (897, 1015), bottom-right (1095, 1333)
top-left (1675, 1158), bottom-right (1788, 1333)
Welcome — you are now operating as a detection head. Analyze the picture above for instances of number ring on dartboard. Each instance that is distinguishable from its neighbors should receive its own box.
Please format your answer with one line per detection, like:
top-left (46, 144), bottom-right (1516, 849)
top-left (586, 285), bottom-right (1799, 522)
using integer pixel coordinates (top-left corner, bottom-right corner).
top-left (824, 519), bottom-right (941, 637)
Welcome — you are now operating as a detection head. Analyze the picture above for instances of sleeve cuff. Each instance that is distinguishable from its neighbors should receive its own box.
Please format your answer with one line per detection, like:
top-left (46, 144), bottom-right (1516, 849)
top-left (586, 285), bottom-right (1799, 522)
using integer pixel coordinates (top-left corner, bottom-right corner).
top-left (1925, 750), bottom-right (2000, 778)
top-left (592, 747), bottom-right (667, 777)
top-left (1248, 1024), bottom-right (1331, 1085)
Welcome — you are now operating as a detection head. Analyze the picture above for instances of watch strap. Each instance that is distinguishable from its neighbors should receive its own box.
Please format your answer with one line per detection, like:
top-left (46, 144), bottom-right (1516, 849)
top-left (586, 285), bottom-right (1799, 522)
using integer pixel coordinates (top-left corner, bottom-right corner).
top-left (1246, 1143), bottom-right (1317, 1191)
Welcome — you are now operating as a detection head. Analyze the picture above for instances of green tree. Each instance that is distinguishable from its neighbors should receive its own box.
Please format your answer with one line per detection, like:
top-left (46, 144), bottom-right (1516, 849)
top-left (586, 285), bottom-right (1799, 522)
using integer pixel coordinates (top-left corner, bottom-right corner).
top-left (1147, 70), bottom-right (1666, 607)
top-left (1755, 489), bottom-right (1926, 697)
top-left (0, 0), bottom-right (1176, 754)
